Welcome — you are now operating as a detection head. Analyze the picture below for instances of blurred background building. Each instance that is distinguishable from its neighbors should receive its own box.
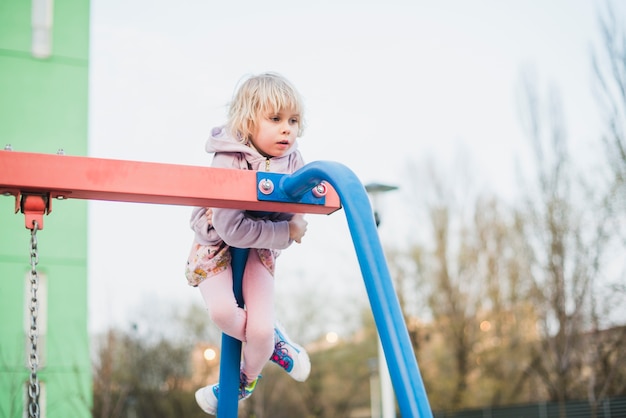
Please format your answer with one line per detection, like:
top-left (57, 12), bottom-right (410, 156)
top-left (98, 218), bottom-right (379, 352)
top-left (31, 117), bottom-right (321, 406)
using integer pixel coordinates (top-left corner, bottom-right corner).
top-left (0, 1), bottom-right (92, 417)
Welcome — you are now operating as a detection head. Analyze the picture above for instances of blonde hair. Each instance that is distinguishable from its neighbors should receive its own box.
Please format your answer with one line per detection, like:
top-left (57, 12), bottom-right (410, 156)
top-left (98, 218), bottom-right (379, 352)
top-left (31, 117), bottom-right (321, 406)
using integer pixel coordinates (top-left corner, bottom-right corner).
top-left (226, 72), bottom-right (305, 143)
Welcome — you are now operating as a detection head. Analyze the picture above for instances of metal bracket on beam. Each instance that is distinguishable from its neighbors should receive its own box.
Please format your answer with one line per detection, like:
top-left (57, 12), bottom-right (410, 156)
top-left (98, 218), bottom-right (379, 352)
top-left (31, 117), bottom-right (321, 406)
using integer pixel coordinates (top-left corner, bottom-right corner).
top-left (20, 193), bottom-right (50, 230)
top-left (256, 172), bottom-right (327, 205)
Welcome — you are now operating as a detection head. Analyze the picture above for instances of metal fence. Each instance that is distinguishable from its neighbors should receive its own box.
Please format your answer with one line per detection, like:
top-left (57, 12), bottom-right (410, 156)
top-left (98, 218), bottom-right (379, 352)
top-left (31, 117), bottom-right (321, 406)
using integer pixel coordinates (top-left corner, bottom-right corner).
top-left (433, 396), bottom-right (626, 418)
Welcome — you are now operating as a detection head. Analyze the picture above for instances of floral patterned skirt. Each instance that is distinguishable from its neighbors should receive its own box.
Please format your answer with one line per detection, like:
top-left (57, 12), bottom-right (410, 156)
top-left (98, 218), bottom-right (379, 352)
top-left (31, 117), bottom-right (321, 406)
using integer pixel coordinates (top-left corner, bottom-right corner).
top-left (185, 240), bottom-right (278, 287)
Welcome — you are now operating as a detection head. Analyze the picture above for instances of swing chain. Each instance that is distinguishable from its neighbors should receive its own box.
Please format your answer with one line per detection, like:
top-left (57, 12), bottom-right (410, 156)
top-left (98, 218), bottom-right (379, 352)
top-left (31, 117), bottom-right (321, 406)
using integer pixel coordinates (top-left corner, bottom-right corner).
top-left (28, 221), bottom-right (40, 418)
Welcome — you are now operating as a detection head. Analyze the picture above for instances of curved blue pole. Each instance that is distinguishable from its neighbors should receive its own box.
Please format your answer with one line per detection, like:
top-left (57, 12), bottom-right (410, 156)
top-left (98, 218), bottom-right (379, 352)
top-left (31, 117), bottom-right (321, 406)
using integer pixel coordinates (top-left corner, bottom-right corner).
top-left (281, 161), bottom-right (433, 418)
top-left (217, 247), bottom-right (249, 417)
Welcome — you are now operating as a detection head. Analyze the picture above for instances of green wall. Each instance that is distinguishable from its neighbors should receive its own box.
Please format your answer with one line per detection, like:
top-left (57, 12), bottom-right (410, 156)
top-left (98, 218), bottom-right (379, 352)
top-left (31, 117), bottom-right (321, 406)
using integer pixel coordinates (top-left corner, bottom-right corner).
top-left (0, 1), bottom-right (91, 417)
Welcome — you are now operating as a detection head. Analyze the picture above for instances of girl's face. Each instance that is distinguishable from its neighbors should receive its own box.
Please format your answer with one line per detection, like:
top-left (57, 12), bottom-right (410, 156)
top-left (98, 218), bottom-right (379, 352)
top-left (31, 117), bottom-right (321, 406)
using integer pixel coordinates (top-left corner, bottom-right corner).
top-left (250, 108), bottom-right (299, 158)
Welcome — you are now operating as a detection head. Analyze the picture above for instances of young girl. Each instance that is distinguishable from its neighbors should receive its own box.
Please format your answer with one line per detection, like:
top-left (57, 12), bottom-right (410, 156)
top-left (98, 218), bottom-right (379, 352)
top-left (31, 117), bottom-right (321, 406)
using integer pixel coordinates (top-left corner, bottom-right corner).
top-left (186, 73), bottom-right (311, 414)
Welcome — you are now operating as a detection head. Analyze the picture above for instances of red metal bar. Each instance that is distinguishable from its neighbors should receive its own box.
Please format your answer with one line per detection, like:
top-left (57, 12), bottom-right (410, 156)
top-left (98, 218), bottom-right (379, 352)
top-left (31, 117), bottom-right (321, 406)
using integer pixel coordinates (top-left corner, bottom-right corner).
top-left (0, 151), bottom-right (341, 226)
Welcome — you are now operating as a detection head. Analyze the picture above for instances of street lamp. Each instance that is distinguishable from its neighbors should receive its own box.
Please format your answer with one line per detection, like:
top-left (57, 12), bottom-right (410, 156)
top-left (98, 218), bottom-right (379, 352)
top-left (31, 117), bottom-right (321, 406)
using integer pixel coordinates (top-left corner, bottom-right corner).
top-left (364, 183), bottom-right (399, 227)
top-left (365, 182), bottom-right (398, 418)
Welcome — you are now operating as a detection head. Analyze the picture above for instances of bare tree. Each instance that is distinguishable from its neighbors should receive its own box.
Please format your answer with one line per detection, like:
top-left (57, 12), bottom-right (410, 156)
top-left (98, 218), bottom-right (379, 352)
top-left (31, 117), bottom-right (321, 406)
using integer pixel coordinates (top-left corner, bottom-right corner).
top-left (587, 4), bottom-right (626, 414)
top-left (517, 70), bottom-right (625, 417)
top-left (467, 197), bottom-right (539, 406)
top-left (593, 1), bottom-right (626, 212)
top-left (400, 162), bottom-right (482, 410)
top-left (396, 159), bottom-right (539, 410)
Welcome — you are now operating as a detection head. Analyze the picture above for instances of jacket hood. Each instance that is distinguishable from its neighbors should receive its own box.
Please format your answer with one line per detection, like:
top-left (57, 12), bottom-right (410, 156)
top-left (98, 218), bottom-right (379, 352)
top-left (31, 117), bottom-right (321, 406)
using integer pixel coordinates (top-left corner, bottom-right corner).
top-left (205, 126), bottom-right (298, 169)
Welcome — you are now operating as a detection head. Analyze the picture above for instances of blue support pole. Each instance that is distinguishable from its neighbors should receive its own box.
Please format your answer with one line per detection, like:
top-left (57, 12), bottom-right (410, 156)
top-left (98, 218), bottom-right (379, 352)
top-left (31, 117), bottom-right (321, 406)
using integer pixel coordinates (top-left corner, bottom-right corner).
top-left (212, 160), bottom-right (432, 417)
top-left (216, 247), bottom-right (249, 417)
top-left (280, 161), bottom-right (433, 418)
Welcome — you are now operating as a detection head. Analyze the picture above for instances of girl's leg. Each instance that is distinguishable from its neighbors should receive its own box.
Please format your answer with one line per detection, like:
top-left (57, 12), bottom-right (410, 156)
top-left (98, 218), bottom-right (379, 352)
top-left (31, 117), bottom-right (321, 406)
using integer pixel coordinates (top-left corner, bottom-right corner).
top-left (240, 250), bottom-right (275, 381)
top-left (198, 266), bottom-right (247, 341)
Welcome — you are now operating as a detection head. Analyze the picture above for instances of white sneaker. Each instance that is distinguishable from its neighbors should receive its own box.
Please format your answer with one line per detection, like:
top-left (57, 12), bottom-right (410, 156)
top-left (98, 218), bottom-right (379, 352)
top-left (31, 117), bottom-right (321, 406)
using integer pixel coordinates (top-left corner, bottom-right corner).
top-left (195, 372), bottom-right (259, 415)
top-left (195, 384), bottom-right (219, 415)
top-left (270, 321), bottom-right (311, 382)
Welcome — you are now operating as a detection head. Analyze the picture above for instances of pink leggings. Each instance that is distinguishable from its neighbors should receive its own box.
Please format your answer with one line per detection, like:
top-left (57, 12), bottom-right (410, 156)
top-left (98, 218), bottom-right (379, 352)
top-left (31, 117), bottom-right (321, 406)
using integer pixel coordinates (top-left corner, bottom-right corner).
top-left (198, 249), bottom-right (275, 381)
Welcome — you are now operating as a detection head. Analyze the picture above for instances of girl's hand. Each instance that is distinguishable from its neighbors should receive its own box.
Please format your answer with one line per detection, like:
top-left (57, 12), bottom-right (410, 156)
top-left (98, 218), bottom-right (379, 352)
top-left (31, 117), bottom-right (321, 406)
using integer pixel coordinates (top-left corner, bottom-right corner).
top-left (288, 214), bottom-right (307, 243)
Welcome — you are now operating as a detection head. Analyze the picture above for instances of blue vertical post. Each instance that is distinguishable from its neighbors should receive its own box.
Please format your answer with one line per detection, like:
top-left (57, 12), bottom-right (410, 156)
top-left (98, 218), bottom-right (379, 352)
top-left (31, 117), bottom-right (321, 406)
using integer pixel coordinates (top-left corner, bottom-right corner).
top-left (280, 161), bottom-right (433, 418)
top-left (216, 247), bottom-right (249, 417)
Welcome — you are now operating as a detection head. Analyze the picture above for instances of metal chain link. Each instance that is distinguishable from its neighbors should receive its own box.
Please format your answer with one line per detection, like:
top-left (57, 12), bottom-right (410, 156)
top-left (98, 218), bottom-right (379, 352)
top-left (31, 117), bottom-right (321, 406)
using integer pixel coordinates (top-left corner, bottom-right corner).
top-left (28, 221), bottom-right (40, 418)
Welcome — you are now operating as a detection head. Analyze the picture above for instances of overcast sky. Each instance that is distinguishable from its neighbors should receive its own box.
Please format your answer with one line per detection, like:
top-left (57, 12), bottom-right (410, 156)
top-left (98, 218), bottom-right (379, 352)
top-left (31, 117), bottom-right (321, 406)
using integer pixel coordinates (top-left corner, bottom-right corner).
top-left (87, 0), bottom-right (620, 338)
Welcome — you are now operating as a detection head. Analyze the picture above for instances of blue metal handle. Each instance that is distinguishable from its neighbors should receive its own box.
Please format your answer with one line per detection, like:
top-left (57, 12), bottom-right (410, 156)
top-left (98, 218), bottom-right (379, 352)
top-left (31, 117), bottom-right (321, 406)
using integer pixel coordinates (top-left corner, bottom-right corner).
top-left (214, 161), bottom-right (432, 417)
top-left (281, 161), bottom-right (433, 418)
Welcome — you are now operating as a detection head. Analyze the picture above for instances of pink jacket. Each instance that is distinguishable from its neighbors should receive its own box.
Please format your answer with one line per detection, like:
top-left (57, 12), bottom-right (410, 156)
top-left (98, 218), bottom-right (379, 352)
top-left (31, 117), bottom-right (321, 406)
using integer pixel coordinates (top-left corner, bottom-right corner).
top-left (190, 126), bottom-right (305, 250)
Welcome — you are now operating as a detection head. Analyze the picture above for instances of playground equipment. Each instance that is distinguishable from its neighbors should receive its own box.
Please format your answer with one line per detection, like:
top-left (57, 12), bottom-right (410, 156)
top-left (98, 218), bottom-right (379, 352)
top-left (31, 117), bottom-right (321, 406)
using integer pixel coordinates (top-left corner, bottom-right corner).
top-left (1, 149), bottom-right (433, 417)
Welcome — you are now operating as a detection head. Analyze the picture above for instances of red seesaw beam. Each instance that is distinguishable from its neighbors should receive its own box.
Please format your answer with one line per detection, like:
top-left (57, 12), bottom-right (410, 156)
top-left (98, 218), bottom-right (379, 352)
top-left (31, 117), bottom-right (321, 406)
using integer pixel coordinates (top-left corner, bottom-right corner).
top-left (0, 150), bottom-right (341, 229)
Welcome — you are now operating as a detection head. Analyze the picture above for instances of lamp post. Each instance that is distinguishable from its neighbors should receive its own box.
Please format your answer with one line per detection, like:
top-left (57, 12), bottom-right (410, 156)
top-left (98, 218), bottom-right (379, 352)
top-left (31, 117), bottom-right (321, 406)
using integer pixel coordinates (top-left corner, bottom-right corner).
top-left (365, 182), bottom-right (398, 418)
top-left (368, 357), bottom-right (381, 418)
